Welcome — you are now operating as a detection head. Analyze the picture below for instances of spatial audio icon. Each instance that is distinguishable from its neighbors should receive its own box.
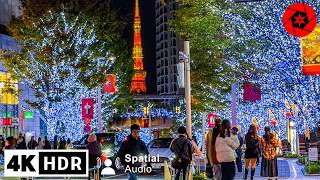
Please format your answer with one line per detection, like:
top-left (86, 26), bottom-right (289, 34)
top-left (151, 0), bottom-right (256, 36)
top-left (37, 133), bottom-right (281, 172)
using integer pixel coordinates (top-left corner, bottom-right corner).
top-left (282, 2), bottom-right (317, 37)
top-left (101, 159), bottom-right (116, 175)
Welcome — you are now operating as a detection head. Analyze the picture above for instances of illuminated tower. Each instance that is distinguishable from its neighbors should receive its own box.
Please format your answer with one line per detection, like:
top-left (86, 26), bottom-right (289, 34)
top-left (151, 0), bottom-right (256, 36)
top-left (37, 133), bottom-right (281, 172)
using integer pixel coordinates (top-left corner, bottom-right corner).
top-left (130, 0), bottom-right (147, 94)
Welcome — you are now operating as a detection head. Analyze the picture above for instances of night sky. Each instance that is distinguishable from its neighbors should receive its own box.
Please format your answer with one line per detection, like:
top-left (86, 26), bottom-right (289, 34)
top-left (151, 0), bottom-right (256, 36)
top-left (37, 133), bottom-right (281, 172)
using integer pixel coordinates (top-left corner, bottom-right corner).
top-left (112, 0), bottom-right (157, 94)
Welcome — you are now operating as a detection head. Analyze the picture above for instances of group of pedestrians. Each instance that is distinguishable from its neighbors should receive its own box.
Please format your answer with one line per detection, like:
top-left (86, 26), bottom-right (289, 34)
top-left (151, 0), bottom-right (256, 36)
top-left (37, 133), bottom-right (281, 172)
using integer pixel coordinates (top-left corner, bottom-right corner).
top-left (0, 134), bottom-right (73, 153)
top-left (205, 119), bottom-right (280, 180)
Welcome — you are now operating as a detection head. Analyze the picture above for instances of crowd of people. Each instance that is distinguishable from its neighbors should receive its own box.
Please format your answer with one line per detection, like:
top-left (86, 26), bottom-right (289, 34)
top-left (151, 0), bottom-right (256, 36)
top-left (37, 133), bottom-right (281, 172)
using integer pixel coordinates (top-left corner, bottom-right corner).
top-left (0, 121), bottom-right (281, 180)
top-left (204, 119), bottom-right (280, 180)
top-left (0, 134), bottom-right (74, 153)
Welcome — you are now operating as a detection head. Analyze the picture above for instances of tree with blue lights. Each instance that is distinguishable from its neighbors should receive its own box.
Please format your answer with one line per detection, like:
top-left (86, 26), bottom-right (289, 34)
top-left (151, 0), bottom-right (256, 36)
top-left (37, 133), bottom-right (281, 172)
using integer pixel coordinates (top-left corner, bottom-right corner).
top-left (223, 0), bottom-right (320, 137)
top-left (1, 3), bottom-right (131, 141)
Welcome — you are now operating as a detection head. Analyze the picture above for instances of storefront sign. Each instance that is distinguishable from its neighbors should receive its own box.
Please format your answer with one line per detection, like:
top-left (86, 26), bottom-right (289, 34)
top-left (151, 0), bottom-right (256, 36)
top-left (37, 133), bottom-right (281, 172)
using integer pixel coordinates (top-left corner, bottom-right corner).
top-left (308, 147), bottom-right (318, 161)
top-left (24, 111), bottom-right (33, 119)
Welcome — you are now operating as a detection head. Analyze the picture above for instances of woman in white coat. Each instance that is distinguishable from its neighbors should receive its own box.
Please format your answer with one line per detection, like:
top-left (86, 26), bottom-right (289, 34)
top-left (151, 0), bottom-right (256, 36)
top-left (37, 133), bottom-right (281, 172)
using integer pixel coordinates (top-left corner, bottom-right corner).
top-left (215, 120), bottom-right (240, 180)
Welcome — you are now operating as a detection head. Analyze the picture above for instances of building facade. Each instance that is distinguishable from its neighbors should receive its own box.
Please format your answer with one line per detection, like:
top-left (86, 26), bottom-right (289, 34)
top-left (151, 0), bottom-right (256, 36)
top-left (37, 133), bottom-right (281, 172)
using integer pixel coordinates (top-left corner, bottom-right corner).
top-left (0, 0), bottom-right (41, 139)
top-left (155, 0), bottom-right (181, 96)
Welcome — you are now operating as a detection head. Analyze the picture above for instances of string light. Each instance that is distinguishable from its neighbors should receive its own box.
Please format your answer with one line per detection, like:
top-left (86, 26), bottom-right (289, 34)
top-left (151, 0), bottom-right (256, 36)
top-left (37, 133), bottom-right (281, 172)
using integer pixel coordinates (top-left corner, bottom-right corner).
top-left (221, 0), bottom-right (320, 138)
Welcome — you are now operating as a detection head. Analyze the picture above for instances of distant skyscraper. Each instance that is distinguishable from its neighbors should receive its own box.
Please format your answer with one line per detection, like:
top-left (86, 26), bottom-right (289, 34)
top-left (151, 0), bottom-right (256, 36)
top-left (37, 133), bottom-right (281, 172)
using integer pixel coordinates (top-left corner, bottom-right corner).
top-left (131, 0), bottom-right (147, 94)
top-left (155, 0), bottom-right (180, 95)
top-left (0, 0), bottom-right (21, 25)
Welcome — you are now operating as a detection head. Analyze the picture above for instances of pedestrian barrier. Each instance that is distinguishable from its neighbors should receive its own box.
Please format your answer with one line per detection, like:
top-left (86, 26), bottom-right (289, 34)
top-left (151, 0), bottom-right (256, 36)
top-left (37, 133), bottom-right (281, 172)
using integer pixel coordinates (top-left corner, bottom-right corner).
top-left (88, 157), bottom-right (101, 180)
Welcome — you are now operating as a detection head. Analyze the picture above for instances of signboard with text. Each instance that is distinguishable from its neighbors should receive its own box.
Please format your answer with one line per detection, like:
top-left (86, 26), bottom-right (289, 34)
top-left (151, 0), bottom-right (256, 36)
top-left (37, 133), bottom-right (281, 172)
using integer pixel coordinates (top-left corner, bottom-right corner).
top-left (308, 147), bottom-right (318, 161)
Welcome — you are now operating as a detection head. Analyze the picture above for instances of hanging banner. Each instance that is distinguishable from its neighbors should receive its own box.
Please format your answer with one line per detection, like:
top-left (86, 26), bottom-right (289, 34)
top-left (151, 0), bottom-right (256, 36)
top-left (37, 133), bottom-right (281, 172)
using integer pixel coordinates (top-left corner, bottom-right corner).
top-left (102, 74), bottom-right (116, 93)
top-left (82, 98), bottom-right (94, 119)
top-left (207, 113), bottom-right (218, 128)
top-left (243, 82), bottom-right (261, 102)
top-left (301, 24), bottom-right (320, 75)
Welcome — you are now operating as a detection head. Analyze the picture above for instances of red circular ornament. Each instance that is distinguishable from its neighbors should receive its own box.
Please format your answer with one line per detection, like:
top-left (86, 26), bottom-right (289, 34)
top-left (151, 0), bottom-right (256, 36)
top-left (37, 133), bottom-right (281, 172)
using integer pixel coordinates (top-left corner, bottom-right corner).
top-left (282, 3), bottom-right (317, 37)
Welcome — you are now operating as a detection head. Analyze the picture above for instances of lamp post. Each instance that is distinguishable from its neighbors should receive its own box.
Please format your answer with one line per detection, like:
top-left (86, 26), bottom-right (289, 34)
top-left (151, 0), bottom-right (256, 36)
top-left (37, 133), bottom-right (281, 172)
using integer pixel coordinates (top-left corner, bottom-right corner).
top-left (178, 41), bottom-right (192, 137)
top-left (184, 41), bottom-right (192, 137)
top-left (143, 102), bottom-right (152, 138)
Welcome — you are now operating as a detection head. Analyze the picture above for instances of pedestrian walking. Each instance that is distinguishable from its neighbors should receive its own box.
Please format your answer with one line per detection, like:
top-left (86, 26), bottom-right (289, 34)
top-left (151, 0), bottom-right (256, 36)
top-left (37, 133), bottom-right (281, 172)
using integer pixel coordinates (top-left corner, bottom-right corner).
top-left (205, 118), bottom-right (222, 180)
top-left (118, 124), bottom-right (149, 180)
top-left (170, 126), bottom-right (194, 180)
top-left (4, 136), bottom-right (16, 149)
top-left (87, 134), bottom-right (102, 180)
top-left (43, 136), bottom-right (51, 149)
top-left (260, 126), bottom-right (279, 180)
top-left (65, 138), bottom-right (73, 149)
top-left (53, 135), bottom-right (58, 149)
top-left (27, 136), bottom-right (37, 149)
top-left (36, 137), bottom-right (44, 149)
top-left (59, 137), bottom-right (67, 149)
top-left (16, 136), bottom-right (27, 149)
top-left (232, 127), bottom-right (244, 173)
top-left (215, 120), bottom-right (239, 180)
top-left (244, 124), bottom-right (260, 180)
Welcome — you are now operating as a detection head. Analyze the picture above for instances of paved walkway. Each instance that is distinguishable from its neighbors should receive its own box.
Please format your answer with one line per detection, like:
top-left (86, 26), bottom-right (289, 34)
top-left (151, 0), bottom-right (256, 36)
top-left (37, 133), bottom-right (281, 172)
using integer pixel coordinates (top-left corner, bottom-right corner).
top-left (234, 158), bottom-right (320, 180)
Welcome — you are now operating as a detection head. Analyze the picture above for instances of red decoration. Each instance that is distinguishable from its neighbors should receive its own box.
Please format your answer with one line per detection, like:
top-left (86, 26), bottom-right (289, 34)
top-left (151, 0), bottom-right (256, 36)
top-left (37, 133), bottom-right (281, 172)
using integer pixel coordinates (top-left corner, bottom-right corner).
top-left (208, 113), bottom-right (218, 128)
top-left (271, 120), bottom-right (277, 126)
top-left (282, 3), bottom-right (317, 37)
top-left (2, 118), bottom-right (12, 126)
top-left (285, 111), bottom-right (291, 118)
top-left (243, 82), bottom-right (261, 102)
top-left (82, 98), bottom-right (94, 119)
top-left (103, 74), bottom-right (116, 93)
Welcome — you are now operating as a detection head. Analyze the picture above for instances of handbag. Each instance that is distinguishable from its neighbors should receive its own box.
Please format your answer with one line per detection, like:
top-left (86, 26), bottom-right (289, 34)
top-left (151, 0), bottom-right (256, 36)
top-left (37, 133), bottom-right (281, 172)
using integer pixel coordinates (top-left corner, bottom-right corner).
top-left (171, 139), bottom-right (188, 169)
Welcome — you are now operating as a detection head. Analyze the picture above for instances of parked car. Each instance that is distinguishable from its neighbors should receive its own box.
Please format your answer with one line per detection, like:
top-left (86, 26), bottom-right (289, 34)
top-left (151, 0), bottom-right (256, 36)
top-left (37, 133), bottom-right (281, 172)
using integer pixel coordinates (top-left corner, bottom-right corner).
top-left (73, 133), bottom-right (122, 171)
top-left (147, 138), bottom-right (174, 169)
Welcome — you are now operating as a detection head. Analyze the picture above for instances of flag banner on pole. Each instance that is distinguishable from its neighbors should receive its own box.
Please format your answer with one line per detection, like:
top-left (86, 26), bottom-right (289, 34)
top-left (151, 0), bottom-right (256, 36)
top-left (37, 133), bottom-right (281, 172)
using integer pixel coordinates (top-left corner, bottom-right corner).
top-left (81, 98), bottom-right (94, 119)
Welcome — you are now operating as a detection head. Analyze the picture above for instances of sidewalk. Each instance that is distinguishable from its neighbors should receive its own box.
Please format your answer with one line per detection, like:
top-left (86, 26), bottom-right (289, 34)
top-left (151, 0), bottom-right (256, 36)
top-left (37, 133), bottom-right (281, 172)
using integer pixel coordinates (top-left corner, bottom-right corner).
top-left (234, 158), bottom-right (320, 180)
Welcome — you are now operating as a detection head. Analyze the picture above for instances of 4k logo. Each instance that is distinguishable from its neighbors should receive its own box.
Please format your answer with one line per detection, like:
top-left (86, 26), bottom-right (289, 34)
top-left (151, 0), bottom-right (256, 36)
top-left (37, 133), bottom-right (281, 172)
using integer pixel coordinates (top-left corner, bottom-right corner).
top-left (4, 150), bottom-right (88, 177)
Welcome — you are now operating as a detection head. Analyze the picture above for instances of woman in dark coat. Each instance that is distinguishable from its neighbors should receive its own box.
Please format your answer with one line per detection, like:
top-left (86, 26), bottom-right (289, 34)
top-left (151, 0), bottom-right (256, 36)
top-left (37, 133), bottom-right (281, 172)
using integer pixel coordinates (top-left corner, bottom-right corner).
top-left (260, 126), bottom-right (279, 179)
top-left (87, 134), bottom-right (102, 168)
top-left (244, 124), bottom-right (260, 180)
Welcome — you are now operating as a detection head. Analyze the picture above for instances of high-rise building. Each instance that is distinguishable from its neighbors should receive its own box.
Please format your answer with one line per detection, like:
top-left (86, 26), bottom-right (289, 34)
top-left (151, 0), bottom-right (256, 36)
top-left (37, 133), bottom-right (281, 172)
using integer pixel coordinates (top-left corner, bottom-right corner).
top-left (130, 0), bottom-right (147, 94)
top-left (155, 0), bottom-right (180, 95)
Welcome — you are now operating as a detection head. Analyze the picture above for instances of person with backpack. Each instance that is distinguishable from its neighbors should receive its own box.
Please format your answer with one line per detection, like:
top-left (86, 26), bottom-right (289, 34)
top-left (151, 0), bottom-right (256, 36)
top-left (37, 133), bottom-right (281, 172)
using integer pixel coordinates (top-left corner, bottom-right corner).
top-left (260, 126), bottom-right (279, 179)
top-left (232, 127), bottom-right (244, 173)
top-left (205, 118), bottom-right (222, 180)
top-left (170, 126), bottom-right (194, 180)
top-left (215, 120), bottom-right (239, 180)
top-left (244, 124), bottom-right (260, 180)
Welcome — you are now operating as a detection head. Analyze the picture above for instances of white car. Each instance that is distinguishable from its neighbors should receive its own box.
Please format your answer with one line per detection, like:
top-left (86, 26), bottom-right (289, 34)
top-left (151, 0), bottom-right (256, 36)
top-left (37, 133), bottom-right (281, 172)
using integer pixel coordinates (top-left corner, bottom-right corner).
top-left (147, 138), bottom-right (174, 169)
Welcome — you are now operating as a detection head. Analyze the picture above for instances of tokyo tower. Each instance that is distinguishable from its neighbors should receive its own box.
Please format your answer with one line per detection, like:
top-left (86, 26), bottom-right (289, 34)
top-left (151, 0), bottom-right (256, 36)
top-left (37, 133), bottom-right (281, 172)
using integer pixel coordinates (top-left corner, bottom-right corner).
top-left (130, 0), bottom-right (147, 94)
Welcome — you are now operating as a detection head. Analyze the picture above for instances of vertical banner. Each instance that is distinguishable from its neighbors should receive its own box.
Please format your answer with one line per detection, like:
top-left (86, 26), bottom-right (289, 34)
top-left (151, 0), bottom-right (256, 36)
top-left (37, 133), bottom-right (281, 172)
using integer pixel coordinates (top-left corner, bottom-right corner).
top-left (301, 24), bottom-right (320, 75)
top-left (207, 113), bottom-right (218, 128)
top-left (243, 82), bottom-right (261, 102)
top-left (102, 74), bottom-right (116, 93)
top-left (81, 98), bottom-right (94, 119)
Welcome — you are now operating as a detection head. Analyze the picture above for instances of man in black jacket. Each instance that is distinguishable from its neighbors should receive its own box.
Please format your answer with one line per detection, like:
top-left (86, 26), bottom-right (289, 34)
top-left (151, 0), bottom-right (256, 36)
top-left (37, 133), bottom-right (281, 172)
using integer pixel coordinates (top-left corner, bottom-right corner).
top-left (118, 124), bottom-right (149, 180)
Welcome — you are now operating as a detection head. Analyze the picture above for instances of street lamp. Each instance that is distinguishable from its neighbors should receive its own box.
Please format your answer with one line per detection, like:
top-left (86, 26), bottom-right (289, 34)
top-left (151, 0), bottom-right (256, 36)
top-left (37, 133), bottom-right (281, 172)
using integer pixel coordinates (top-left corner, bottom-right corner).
top-left (178, 41), bottom-right (192, 137)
